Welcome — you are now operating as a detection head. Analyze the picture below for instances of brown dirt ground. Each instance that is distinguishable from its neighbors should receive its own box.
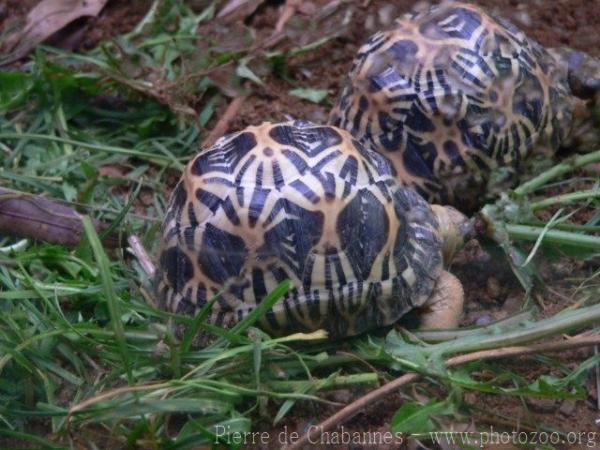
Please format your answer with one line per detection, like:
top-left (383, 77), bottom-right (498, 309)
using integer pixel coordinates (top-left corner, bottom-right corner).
top-left (2, 0), bottom-right (599, 449)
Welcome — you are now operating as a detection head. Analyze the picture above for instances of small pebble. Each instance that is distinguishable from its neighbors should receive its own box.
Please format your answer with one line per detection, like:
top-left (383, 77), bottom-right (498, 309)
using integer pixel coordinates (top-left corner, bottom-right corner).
top-left (525, 397), bottom-right (557, 413)
top-left (377, 4), bottom-right (396, 26)
top-left (475, 314), bottom-right (494, 326)
top-left (298, 1), bottom-right (317, 16)
top-left (559, 400), bottom-right (577, 416)
top-left (413, 1), bottom-right (432, 14)
top-left (365, 13), bottom-right (375, 31)
top-left (492, 310), bottom-right (509, 321)
top-left (306, 109), bottom-right (328, 123)
top-left (502, 294), bottom-right (523, 313)
top-left (329, 389), bottom-right (353, 403)
top-left (152, 340), bottom-right (169, 358)
top-left (514, 6), bottom-right (532, 27)
top-left (300, 68), bottom-right (313, 79)
top-left (486, 277), bottom-right (502, 300)
top-left (140, 189), bottom-right (154, 206)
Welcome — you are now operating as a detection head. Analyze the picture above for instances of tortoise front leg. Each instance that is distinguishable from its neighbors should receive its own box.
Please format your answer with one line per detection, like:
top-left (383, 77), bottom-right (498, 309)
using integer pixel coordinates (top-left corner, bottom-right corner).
top-left (418, 270), bottom-right (464, 330)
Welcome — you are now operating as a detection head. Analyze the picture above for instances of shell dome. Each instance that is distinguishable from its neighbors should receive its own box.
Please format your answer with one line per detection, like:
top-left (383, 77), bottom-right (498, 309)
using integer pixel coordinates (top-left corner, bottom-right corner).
top-left (155, 120), bottom-right (448, 338)
top-left (329, 1), bottom-right (575, 211)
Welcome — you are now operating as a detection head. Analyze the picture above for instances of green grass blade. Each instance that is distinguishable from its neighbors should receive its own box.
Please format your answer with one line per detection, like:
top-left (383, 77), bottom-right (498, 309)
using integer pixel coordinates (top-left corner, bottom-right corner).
top-left (0, 428), bottom-right (64, 450)
top-left (0, 132), bottom-right (176, 166)
top-left (81, 216), bottom-right (133, 384)
top-left (229, 280), bottom-right (290, 336)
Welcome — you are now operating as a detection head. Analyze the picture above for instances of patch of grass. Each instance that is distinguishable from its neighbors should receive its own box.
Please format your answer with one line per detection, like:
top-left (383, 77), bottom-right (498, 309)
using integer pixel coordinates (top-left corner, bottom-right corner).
top-left (0, 2), bottom-right (378, 447)
top-left (481, 151), bottom-right (600, 292)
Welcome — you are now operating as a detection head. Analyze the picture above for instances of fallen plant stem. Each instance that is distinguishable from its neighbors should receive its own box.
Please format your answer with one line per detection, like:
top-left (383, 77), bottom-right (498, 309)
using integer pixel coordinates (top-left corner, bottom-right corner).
top-left (285, 333), bottom-right (600, 450)
top-left (163, 60), bottom-right (235, 91)
top-left (102, 71), bottom-right (198, 117)
top-left (69, 382), bottom-right (169, 415)
top-left (393, 302), bottom-right (600, 359)
top-left (411, 311), bottom-right (534, 343)
top-left (69, 377), bottom-right (344, 418)
top-left (505, 224), bottom-right (600, 251)
top-left (521, 221), bottom-right (600, 232)
top-left (530, 189), bottom-right (600, 211)
top-left (268, 373), bottom-right (378, 390)
top-left (514, 150), bottom-right (600, 197)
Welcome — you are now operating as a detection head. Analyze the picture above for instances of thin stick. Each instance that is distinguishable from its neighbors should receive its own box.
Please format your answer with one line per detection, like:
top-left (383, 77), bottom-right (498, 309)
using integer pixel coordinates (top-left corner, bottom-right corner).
top-left (202, 95), bottom-right (247, 148)
top-left (69, 382), bottom-right (170, 414)
top-left (127, 235), bottom-right (156, 278)
top-left (275, 0), bottom-right (303, 32)
top-left (284, 334), bottom-right (600, 450)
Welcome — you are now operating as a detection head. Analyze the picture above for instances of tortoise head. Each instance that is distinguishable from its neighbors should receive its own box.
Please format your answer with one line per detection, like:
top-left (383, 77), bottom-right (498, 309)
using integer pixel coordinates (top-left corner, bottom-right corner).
top-left (549, 47), bottom-right (600, 99)
top-left (430, 205), bottom-right (474, 264)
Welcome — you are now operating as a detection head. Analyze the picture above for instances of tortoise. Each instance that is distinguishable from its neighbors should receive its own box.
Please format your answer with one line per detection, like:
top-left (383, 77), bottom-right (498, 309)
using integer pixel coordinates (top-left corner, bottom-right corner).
top-left (329, 1), bottom-right (600, 212)
top-left (155, 120), bottom-right (474, 338)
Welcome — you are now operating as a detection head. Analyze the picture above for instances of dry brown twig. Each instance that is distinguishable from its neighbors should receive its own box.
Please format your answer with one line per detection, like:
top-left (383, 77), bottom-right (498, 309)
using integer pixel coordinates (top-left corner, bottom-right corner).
top-left (202, 94), bottom-right (248, 148)
top-left (217, 0), bottom-right (265, 23)
top-left (284, 333), bottom-right (600, 450)
top-left (0, 187), bottom-right (120, 248)
top-left (275, 0), bottom-right (303, 33)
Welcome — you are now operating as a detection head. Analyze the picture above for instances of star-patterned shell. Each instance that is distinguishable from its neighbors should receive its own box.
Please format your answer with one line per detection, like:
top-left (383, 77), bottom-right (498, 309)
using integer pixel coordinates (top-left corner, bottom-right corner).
top-left (155, 120), bottom-right (444, 338)
top-left (329, 1), bottom-right (574, 211)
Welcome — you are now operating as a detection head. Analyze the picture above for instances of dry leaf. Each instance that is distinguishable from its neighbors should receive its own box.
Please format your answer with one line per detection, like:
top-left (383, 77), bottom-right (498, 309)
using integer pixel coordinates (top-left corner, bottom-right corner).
top-left (3, 0), bottom-right (109, 63)
top-left (217, 0), bottom-right (265, 24)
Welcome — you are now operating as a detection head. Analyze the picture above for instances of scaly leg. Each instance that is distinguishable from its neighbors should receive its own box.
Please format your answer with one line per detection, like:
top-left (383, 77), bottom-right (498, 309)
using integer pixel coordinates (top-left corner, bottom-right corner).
top-left (419, 270), bottom-right (464, 329)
